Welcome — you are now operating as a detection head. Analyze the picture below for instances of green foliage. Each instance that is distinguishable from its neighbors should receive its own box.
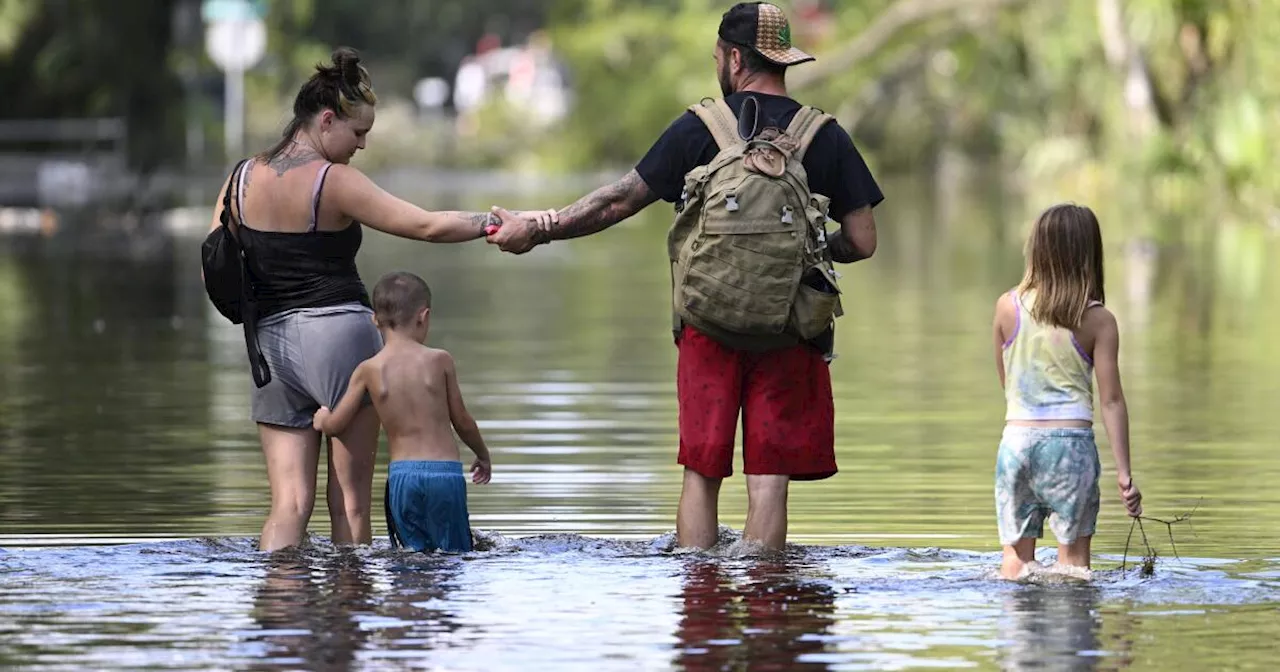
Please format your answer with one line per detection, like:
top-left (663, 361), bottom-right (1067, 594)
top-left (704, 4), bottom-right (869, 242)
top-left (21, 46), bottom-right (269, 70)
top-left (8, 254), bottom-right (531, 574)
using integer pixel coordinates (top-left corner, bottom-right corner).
top-left (542, 1), bottom-right (724, 167)
top-left (0, 0), bottom-right (1274, 222)
top-left (0, 0), bottom-right (184, 170)
top-left (544, 0), bottom-right (1279, 222)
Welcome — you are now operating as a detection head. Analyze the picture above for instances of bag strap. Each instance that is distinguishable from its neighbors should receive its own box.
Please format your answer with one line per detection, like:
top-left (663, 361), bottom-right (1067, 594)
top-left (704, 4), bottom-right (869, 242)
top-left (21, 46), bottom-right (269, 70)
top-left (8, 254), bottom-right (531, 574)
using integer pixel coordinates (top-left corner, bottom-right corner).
top-left (221, 158), bottom-right (273, 388)
top-left (688, 98), bottom-right (742, 152)
top-left (221, 158), bottom-right (251, 241)
top-left (784, 106), bottom-right (835, 158)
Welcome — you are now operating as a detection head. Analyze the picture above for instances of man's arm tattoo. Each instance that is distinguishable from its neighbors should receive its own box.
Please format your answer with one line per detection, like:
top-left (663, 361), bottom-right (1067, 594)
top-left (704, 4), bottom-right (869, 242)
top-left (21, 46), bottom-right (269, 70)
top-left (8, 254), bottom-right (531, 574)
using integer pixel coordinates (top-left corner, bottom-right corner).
top-left (827, 232), bottom-right (865, 263)
top-left (828, 207), bottom-right (875, 263)
top-left (544, 170), bottom-right (657, 241)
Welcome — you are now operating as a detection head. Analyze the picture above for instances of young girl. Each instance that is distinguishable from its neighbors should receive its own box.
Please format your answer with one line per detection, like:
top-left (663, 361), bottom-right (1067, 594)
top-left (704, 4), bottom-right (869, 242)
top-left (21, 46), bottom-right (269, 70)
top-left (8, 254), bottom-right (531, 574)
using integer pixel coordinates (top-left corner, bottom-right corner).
top-left (992, 203), bottom-right (1144, 579)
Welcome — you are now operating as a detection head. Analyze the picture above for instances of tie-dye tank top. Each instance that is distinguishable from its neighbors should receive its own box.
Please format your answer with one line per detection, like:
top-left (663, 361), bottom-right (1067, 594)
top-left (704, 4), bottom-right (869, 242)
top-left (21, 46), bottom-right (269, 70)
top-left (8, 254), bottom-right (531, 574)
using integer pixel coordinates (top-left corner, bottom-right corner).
top-left (1002, 291), bottom-right (1097, 422)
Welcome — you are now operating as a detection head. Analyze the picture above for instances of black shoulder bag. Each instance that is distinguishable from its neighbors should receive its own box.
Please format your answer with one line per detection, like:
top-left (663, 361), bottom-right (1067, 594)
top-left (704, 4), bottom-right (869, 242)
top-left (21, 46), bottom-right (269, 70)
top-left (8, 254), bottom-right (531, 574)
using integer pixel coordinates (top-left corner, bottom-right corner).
top-left (200, 160), bottom-right (272, 388)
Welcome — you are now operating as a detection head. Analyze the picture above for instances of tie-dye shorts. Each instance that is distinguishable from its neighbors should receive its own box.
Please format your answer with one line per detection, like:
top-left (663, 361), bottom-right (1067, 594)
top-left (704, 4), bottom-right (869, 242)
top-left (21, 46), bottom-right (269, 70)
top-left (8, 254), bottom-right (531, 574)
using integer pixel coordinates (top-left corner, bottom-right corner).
top-left (994, 426), bottom-right (1101, 546)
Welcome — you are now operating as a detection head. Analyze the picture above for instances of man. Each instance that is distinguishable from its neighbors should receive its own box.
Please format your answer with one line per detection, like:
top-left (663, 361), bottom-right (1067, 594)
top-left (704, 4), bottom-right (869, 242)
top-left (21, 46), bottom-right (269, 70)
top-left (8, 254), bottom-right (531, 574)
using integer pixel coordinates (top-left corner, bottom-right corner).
top-left (488, 2), bottom-right (883, 550)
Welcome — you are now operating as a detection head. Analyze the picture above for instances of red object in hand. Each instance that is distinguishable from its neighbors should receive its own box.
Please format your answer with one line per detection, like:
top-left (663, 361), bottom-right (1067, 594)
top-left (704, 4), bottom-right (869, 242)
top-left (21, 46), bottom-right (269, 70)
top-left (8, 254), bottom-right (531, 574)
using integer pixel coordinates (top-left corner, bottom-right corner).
top-left (485, 224), bottom-right (500, 236)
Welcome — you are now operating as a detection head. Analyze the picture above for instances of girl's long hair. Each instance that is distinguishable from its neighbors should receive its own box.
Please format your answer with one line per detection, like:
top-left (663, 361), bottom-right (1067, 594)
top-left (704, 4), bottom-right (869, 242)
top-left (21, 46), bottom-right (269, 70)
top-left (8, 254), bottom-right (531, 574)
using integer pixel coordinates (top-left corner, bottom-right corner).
top-left (1018, 203), bottom-right (1105, 329)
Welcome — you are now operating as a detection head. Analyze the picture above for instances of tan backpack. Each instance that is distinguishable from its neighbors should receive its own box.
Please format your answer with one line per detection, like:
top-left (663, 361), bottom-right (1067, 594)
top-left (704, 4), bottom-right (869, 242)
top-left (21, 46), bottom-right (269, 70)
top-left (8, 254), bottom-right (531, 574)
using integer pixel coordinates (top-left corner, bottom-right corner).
top-left (667, 97), bottom-right (843, 342)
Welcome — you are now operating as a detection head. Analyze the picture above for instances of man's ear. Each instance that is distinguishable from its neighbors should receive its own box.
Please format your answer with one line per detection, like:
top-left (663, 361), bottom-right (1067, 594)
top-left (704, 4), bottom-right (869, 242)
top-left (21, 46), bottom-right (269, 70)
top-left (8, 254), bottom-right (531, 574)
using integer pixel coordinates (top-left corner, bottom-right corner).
top-left (418, 307), bottom-right (431, 323)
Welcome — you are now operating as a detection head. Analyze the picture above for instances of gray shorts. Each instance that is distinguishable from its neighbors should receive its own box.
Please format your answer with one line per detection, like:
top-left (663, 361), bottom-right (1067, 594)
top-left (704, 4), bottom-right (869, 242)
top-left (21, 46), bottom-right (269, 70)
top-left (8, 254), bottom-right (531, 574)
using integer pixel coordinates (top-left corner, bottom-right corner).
top-left (252, 303), bottom-right (383, 428)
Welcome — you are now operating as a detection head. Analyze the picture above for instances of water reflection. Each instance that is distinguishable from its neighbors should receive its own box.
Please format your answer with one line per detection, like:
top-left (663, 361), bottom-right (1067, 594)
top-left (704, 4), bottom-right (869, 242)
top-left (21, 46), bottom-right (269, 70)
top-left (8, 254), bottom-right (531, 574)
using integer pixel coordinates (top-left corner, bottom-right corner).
top-left (675, 560), bottom-right (837, 671)
top-left (996, 583), bottom-right (1134, 671)
top-left (376, 555), bottom-right (465, 655)
top-left (247, 550), bottom-right (377, 670)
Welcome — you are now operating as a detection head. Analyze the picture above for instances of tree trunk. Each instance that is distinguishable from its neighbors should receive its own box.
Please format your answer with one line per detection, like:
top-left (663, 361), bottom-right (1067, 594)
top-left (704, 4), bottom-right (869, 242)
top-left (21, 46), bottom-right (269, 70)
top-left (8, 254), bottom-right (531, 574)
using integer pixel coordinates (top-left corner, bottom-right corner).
top-left (1096, 0), bottom-right (1160, 139)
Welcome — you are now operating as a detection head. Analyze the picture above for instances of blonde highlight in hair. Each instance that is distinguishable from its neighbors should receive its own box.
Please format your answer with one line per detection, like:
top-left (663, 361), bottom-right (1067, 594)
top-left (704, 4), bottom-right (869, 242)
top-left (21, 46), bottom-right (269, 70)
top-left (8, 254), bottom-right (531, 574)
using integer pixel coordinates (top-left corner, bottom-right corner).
top-left (1018, 203), bottom-right (1106, 330)
top-left (338, 80), bottom-right (378, 115)
top-left (333, 47), bottom-right (377, 114)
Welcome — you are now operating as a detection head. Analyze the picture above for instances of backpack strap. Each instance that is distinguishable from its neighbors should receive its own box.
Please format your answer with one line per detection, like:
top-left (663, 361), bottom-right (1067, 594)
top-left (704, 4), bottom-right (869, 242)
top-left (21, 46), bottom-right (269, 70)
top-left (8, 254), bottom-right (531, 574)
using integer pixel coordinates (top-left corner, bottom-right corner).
top-left (785, 106), bottom-right (836, 158)
top-left (688, 98), bottom-right (743, 152)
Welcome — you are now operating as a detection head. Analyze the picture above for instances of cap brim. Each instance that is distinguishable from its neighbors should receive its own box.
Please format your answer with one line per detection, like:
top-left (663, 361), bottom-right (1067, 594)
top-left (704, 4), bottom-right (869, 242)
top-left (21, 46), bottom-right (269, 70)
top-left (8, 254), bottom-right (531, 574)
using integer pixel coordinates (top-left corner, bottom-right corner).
top-left (755, 46), bottom-right (816, 66)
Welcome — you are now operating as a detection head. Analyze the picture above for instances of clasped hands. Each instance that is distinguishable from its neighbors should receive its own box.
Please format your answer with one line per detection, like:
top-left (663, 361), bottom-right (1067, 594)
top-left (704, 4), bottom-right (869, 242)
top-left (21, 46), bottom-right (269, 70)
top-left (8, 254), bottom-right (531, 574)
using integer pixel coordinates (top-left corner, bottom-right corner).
top-left (485, 206), bottom-right (559, 255)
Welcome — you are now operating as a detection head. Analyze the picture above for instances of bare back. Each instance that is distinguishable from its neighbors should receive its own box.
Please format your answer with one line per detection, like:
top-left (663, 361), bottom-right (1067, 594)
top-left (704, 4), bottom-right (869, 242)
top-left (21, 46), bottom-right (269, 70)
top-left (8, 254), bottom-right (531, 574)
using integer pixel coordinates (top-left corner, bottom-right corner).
top-left (236, 155), bottom-right (356, 234)
top-left (364, 344), bottom-right (461, 462)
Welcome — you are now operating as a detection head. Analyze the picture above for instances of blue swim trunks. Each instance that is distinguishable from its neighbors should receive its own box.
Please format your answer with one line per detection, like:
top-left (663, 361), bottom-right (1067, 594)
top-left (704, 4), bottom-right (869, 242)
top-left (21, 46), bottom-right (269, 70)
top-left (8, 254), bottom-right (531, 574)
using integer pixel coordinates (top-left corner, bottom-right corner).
top-left (385, 460), bottom-right (473, 553)
top-left (994, 427), bottom-right (1101, 546)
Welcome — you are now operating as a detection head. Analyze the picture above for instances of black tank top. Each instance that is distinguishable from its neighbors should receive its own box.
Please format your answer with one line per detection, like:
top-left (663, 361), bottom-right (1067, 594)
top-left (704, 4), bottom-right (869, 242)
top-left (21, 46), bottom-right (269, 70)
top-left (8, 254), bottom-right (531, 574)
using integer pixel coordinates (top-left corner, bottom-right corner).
top-left (235, 161), bottom-right (370, 318)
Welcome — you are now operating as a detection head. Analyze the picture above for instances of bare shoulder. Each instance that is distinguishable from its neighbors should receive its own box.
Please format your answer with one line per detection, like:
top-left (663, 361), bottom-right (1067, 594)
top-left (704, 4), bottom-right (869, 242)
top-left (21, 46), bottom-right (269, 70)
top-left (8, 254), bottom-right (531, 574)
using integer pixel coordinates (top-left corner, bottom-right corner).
top-left (1082, 303), bottom-right (1118, 336)
top-left (421, 346), bottom-right (456, 370)
top-left (325, 162), bottom-right (360, 180)
top-left (994, 288), bottom-right (1018, 321)
top-left (995, 289), bottom-right (1017, 312)
top-left (325, 163), bottom-right (377, 196)
top-left (353, 353), bottom-right (387, 378)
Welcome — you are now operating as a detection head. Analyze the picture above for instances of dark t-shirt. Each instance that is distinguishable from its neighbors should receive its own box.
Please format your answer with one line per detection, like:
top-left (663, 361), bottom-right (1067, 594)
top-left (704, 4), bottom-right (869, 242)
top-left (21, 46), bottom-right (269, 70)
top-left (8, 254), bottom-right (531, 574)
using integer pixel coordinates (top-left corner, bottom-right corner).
top-left (636, 92), bottom-right (884, 351)
top-left (635, 92), bottom-right (884, 222)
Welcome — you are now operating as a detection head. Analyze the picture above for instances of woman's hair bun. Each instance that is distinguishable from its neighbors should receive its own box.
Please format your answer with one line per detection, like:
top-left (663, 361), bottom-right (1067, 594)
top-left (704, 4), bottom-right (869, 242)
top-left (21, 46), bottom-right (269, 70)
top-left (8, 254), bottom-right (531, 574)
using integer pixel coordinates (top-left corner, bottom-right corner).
top-left (331, 47), bottom-right (363, 89)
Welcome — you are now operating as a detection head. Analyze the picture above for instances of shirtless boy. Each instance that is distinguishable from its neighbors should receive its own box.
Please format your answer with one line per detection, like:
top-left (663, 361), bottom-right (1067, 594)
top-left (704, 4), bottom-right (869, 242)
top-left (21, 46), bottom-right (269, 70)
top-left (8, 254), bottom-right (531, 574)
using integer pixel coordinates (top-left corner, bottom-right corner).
top-left (314, 271), bottom-right (491, 552)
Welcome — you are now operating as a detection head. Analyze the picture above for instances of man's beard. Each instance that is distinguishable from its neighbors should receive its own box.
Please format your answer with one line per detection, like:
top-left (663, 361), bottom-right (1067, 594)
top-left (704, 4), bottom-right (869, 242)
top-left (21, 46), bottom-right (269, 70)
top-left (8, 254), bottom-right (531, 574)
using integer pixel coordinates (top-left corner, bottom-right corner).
top-left (717, 59), bottom-right (734, 97)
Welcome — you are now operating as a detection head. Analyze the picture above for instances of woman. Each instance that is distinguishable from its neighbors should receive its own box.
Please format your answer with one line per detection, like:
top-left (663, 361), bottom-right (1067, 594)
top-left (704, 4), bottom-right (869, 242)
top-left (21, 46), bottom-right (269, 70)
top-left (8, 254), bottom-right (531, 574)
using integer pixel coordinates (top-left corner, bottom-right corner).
top-left (208, 47), bottom-right (551, 551)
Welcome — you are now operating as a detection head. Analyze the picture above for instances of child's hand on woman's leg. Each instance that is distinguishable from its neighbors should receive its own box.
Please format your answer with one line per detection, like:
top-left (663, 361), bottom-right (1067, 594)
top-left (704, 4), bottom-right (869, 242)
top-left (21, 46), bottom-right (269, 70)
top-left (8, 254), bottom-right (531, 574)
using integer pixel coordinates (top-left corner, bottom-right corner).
top-left (313, 406), bottom-right (331, 433)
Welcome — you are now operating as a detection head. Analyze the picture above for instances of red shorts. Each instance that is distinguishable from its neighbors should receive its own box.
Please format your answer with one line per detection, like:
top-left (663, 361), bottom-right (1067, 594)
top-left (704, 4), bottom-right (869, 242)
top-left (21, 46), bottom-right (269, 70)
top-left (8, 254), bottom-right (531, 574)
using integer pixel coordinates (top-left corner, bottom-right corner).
top-left (676, 325), bottom-right (836, 481)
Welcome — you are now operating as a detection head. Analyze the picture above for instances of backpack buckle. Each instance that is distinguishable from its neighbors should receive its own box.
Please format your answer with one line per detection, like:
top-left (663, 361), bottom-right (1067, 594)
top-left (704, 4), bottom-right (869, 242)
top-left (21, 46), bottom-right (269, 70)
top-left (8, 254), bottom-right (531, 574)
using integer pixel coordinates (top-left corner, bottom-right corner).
top-left (725, 193), bottom-right (739, 212)
top-left (781, 205), bottom-right (794, 224)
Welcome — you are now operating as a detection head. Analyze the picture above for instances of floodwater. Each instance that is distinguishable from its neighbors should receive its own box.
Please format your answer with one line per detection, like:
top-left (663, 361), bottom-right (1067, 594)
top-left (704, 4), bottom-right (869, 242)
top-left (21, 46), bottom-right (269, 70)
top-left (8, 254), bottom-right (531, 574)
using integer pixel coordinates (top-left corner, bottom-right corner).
top-left (1, 172), bottom-right (1278, 669)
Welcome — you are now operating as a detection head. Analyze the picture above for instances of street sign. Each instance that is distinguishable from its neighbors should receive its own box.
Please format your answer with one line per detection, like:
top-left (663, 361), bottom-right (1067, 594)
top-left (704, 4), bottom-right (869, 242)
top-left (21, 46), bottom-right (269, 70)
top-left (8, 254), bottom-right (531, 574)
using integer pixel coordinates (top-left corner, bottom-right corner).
top-left (205, 19), bottom-right (267, 72)
top-left (202, 0), bottom-right (268, 161)
top-left (201, 0), bottom-right (264, 22)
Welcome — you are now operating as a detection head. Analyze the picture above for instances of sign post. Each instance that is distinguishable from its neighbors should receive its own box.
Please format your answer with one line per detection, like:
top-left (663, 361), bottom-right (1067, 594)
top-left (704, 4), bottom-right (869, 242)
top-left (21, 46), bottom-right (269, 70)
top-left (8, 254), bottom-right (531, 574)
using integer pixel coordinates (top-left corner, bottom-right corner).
top-left (203, 0), bottom-right (267, 161)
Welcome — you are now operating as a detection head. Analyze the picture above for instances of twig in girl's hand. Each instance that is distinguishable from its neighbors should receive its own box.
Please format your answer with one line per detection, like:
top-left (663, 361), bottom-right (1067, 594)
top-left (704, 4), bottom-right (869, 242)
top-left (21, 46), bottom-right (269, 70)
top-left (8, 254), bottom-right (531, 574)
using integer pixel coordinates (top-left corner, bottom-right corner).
top-left (1121, 518), bottom-right (1136, 574)
top-left (1136, 517), bottom-right (1156, 576)
top-left (1120, 499), bottom-right (1202, 577)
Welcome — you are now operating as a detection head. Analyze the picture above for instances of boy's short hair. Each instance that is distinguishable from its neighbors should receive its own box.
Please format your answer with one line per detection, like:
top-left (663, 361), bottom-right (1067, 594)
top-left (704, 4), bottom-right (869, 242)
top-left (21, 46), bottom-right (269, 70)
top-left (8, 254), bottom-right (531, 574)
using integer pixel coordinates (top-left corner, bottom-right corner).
top-left (372, 271), bottom-right (432, 329)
